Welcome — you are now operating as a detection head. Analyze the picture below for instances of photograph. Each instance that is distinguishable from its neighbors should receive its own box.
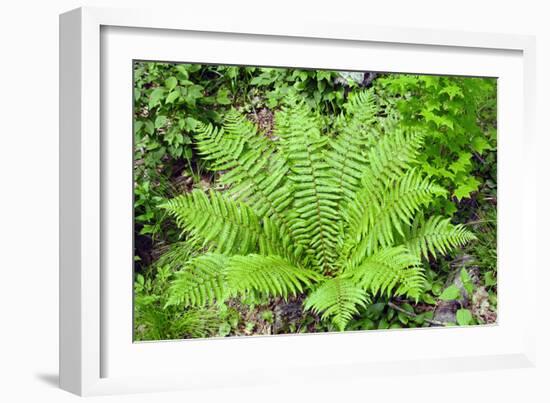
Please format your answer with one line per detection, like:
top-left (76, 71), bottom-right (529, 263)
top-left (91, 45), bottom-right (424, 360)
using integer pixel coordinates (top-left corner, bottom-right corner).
top-left (1, 0), bottom-right (545, 400)
top-left (132, 62), bottom-right (498, 341)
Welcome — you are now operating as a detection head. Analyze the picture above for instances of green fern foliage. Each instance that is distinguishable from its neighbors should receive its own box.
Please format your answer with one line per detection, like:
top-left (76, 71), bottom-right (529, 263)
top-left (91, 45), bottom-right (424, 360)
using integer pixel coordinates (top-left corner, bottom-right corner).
top-left (195, 111), bottom-right (295, 235)
top-left (166, 253), bottom-right (228, 308)
top-left (225, 255), bottom-right (322, 299)
top-left (345, 246), bottom-right (424, 300)
top-left (404, 216), bottom-right (477, 260)
top-left (161, 190), bottom-right (262, 255)
top-left (304, 278), bottom-right (369, 331)
top-left (344, 169), bottom-right (447, 266)
top-left (275, 98), bottom-right (341, 271)
top-left (165, 253), bottom-right (321, 307)
top-left (162, 89), bottom-right (476, 331)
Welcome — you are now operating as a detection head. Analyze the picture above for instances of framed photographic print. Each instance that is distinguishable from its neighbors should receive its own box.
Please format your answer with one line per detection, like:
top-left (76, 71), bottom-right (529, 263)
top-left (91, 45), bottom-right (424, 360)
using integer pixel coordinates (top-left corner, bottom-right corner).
top-left (59, 6), bottom-right (537, 396)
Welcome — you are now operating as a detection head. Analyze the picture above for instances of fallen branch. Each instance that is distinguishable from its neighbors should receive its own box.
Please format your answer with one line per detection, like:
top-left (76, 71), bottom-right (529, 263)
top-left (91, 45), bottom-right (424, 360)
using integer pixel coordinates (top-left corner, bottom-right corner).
top-left (387, 301), bottom-right (446, 327)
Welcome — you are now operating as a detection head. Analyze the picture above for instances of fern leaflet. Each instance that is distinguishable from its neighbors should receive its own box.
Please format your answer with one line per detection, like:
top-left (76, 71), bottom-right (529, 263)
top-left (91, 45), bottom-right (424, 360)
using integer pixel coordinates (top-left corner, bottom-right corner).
top-left (304, 278), bottom-right (369, 331)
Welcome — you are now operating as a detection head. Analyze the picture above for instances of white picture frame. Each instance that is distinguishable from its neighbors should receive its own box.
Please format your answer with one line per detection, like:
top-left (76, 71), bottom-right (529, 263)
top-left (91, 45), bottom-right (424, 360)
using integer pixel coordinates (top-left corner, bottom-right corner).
top-left (59, 6), bottom-right (537, 396)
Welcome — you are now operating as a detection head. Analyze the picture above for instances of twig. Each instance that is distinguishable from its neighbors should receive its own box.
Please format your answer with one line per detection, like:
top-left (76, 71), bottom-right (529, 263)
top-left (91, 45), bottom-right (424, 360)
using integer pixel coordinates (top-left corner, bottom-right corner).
top-left (387, 301), bottom-right (446, 327)
top-left (464, 219), bottom-right (495, 226)
top-left (473, 152), bottom-right (486, 164)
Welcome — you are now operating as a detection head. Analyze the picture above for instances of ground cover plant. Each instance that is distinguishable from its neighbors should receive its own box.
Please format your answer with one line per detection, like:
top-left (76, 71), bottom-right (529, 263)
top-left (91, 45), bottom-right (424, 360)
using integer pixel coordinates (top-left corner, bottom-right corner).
top-left (133, 62), bottom-right (497, 340)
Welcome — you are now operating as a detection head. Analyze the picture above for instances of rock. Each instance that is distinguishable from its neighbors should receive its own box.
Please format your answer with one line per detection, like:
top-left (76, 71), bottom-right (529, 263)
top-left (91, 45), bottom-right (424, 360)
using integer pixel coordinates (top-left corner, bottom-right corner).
top-left (432, 255), bottom-right (479, 325)
top-left (272, 297), bottom-right (305, 334)
top-left (471, 287), bottom-right (497, 324)
top-left (334, 71), bottom-right (379, 87)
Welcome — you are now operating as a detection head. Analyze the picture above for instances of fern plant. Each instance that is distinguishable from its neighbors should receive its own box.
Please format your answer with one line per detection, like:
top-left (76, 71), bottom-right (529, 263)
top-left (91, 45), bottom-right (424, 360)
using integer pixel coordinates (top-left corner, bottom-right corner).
top-left (161, 90), bottom-right (475, 331)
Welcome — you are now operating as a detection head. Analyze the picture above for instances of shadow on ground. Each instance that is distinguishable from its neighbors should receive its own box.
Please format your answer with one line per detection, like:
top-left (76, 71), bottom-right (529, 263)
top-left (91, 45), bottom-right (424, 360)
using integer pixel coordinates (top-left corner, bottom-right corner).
top-left (35, 373), bottom-right (59, 388)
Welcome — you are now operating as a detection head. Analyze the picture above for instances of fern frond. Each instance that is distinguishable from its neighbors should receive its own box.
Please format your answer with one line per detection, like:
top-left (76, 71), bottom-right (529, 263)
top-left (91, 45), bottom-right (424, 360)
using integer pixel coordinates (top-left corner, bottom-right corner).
top-left (274, 98), bottom-right (341, 273)
top-left (404, 216), bottom-right (477, 260)
top-left (274, 93), bottom-right (323, 144)
top-left (226, 254), bottom-right (322, 299)
top-left (338, 128), bottom-right (427, 265)
top-left (154, 237), bottom-right (203, 272)
top-left (345, 246), bottom-right (425, 300)
top-left (360, 127), bottom-right (424, 195)
top-left (171, 308), bottom-right (222, 339)
top-left (326, 90), bottom-right (378, 203)
top-left (342, 90), bottom-right (379, 130)
top-left (286, 136), bottom-right (340, 271)
top-left (195, 112), bottom-right (289, 214)
top-left (166, 253), bottom-right (228, 307)
top-left (362, 169), bottom-right (445, 251)
top-left (344, 169), bottom-right (445, 266)
top-left (259, 216), bottom-right (306, 265)
top-left (195, 112), bottom-right (298, 251)
top-left (304, 278), bottom-right (369, 331)
top-left (166, 253), bottom-right (321, 308)
top-left (195, 110), bottom-right (266, 167)
top-left (216, 111), bottom-right (288, 212)
top-left (161, 190), bottom-right (262, 255)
